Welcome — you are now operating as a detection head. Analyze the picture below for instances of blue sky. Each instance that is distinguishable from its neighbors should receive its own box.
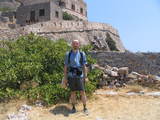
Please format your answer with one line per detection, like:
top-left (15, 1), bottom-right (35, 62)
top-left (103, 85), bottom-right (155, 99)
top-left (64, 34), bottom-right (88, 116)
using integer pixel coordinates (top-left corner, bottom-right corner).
top-left (84, 0), bottom-right (160, 52)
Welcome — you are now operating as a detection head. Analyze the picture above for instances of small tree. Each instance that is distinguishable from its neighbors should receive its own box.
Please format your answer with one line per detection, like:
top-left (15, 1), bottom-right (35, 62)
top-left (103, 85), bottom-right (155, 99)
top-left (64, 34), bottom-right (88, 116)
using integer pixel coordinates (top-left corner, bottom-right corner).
top-left (106, 33), bottom-right (119, 51)
top-left (0, 33), bottom-right (102, 105)
top-left (63, 12), bottom-right (74, 20)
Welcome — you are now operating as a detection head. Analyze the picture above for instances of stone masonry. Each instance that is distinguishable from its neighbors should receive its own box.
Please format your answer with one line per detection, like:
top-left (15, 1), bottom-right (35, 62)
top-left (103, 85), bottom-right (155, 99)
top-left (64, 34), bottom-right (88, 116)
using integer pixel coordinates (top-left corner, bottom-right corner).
top-left (90, 51), bottom-right (160, 76)
top-left (0, 0), bottom-right (125, 52)
top-left (0, 20), bottom-right (125, 52)
top-left (15, 0), bottom-right (87, 25)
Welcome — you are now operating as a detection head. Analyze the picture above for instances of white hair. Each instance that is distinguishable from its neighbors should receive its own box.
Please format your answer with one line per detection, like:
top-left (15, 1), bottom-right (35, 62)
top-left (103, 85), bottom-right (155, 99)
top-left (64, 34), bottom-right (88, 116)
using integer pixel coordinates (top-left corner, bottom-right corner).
top-left (72, 39), bottom-right (80, 43)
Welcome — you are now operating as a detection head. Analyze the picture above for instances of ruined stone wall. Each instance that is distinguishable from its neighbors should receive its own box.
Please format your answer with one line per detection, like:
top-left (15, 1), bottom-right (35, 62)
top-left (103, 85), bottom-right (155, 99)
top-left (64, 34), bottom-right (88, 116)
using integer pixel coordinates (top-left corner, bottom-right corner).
top-left (62, 9), bottom-right (87, 20)
top-left (23, 21), bottom-right (118, 35)
top-left (60, 0), bottom-right (87, 20)
top-left (90, 51), bottom-right (160, 76)
top-left (22, 21), bottom-right (124, 51)
top-left (0, 20), bottom-right (125, 52)
top-left (16, 2), bottom-right (51, 25)
top-left (62, 0), bottom-right (87, 15)
top-left (50, 1), bottom-right (63, 21)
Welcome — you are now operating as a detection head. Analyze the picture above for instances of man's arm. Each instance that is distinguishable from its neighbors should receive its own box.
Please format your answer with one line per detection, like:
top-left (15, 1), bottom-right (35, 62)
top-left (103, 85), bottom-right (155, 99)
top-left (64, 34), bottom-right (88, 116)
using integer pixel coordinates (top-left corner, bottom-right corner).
top-left (83, 64), bottom-right (89, 82)
top-left (64, 65), bottom-right (68, 84)
top-left (82, 52), bottom-right (88, 81)
top-left (83, 64), bottom-right (87, 78)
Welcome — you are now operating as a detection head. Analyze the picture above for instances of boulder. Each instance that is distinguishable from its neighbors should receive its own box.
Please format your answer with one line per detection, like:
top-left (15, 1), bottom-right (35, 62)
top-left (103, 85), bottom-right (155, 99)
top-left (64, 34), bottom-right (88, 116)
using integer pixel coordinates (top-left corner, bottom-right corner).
top-left (105, 69), bottom-right (118, 77)
top-left (93, 64), bottom-right (105, 71)
top-left (118, 67), bottom-right (129, 79)
top-left (111, 67), bottom-right (119, 72)
top-left (118, 67), bottom-right (129, 75)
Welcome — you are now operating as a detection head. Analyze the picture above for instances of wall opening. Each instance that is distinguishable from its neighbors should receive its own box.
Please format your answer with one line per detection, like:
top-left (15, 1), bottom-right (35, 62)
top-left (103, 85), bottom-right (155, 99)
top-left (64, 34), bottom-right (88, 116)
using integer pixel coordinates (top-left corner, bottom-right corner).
top-left (55, 11), bottom-right (59, 18)
top-left (59, 1), bottom-right (66, 7)
top-left (80, 8), bottom-right (83, 14)
top-left (30, 10), bottom-right (36, 22)
top-left (71, 4), bottom-right (75, 11)
top-left (39, 9), bottom-right (45, 16)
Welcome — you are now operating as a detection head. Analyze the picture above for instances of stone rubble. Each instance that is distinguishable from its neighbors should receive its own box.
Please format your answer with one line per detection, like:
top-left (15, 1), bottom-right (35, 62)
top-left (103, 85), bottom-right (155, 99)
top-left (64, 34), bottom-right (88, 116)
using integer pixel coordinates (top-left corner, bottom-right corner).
top-left (90, 51), bottom-right (160, 76)
top-left (92, 64), bottom-right (160, 89)
top-left (7, 105), bottom-right (32, 120)
top-left (34, 100), bottom-right (44, 107)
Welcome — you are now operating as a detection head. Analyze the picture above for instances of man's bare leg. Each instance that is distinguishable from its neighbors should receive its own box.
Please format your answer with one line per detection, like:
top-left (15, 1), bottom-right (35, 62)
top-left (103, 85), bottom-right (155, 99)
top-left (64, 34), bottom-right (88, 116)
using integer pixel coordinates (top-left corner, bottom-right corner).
top-left (80, 91), bottom-right (87, 110)
top-left (70, 91), bottom-right (76, 113)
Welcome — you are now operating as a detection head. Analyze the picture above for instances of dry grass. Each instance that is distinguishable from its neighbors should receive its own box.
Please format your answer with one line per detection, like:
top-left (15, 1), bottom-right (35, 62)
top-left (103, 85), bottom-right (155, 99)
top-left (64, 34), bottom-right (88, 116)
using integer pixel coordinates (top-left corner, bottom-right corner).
top-left (0, 86), bottom-right (160, 120)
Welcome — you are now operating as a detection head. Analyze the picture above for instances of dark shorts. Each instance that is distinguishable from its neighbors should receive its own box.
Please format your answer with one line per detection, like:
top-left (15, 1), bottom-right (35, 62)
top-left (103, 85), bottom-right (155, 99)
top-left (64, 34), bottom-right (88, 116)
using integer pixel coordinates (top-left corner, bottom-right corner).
top-left (68, 77), bottom-right (85, 91)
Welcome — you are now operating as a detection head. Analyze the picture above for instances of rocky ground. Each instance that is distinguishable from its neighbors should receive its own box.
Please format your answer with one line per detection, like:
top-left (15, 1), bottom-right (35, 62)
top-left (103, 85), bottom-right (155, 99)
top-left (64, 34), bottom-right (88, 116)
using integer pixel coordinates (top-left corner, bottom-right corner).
top-left (0, 86), bottom-right (160, 120)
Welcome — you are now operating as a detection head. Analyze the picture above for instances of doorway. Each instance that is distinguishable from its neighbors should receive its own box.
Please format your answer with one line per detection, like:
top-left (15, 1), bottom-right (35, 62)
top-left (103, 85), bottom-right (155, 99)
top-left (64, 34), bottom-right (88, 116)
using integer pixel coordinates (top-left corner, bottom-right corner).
top-left (30, 10), bottom-right (36, 22)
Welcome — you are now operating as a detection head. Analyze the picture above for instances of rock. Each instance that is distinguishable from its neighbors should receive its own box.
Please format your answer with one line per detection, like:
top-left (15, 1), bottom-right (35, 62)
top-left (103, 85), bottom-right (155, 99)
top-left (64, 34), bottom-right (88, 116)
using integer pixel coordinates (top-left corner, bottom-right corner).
top-left (7, 104), bottom-right (31, 120)
top-left (35, 100), bottom-right (44, 107)
top-left (8, 23), bottom-right (16, 29)
top-left (155, 76), bottom-right (160, 81)
top-left (105, 69), bottom-right (118, 77)
top-left (127, 73), bottom-right (137, 79)
top-left (7, 112), bottom-right (29, 120)
top-left (105, 65), bottom-right (112, 70)
top-left (95, 91), bottom-right (118, 95)
top-left (0, 16), bottom-right (9, 22)
top-left (93, 64), bottom-right (105, 71)
top-left (111, 67), bottom-right (119, 72)
top-left (102, 74), bottom-right (108, 79)
top-left (118, 67), bottom-right (129, 76)
top-left (130, 71), bottom-right (144, 79)
top-left (19, 104), bottom-right (32, 112)
top-left (98, 80), bottom-right (107, 88)
top-left (145, 92), bottom-right (160, 96)
top-left (115, 82), bottom-right (121, 87)
top-left (148, 75), bottom-right (160, 81)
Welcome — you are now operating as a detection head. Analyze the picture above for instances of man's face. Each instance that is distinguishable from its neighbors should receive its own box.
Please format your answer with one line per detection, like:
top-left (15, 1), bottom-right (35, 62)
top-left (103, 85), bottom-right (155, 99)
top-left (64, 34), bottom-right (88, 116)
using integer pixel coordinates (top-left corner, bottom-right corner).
top-left (72, 40), bottom-right (80, 50)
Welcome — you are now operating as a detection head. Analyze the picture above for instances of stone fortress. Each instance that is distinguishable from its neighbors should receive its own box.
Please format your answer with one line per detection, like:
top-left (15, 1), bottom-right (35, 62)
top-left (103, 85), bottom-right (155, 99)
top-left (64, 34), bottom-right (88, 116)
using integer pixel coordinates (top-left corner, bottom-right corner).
top-left (0, 0), bottom-right (125, 52)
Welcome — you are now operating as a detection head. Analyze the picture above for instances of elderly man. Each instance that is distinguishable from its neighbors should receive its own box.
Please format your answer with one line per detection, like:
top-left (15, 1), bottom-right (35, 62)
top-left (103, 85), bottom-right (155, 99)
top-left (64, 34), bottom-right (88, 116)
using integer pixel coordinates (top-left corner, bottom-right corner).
top-left (63, 40), bottom-right (88, 114)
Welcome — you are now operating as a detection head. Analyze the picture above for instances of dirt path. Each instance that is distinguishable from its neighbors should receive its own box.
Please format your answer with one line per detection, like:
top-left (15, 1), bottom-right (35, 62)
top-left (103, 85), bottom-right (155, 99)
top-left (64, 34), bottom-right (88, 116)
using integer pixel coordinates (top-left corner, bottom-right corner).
top-left (1, 88), bottom-right (160, 120)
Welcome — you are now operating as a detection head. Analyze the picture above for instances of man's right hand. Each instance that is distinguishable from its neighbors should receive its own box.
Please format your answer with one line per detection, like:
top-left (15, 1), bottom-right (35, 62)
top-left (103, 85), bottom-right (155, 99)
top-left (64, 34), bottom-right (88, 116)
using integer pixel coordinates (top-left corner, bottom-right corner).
top-left (84, 77), bottom-right (89, 82)
top-left (61, 79), bottom-right (68, 88)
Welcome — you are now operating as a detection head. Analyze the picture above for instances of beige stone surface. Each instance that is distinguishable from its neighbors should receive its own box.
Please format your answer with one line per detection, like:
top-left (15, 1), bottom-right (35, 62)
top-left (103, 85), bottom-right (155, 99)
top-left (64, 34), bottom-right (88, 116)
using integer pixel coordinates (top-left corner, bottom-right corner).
top-left (0, 87), bottom-right (160, 120)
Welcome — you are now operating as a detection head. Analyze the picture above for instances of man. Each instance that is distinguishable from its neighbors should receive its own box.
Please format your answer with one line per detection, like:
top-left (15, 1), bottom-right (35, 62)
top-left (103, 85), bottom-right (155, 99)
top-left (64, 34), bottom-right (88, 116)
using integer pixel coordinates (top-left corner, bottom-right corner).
top-left (63, 39), bottom-right (89, 114)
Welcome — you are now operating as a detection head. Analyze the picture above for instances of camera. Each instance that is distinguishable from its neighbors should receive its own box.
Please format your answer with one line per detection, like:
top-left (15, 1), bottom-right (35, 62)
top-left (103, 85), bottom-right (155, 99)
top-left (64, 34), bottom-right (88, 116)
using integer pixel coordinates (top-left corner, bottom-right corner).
top-left (69, 67), bottom-right (83, 76)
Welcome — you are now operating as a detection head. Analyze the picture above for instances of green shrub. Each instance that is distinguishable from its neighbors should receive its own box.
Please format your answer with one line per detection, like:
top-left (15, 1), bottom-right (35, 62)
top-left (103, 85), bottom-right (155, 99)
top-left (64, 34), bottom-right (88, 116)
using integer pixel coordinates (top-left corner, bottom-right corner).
top-left (0, 7), bottom-right (13, 12)
top-left (0, 33), bottom-right (102, 105)
top-left (106, 33), bottom-right (119, 51)
top-left (63, 12), bottom-right (74, 20)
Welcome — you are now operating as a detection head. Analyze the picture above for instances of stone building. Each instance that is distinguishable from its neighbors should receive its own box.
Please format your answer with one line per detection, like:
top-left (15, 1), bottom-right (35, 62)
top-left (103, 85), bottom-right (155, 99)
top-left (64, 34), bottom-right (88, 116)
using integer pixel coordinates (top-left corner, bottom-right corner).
top-left (58, 0), bottom-right (87, 20)
top-left (16, 0), bottom-right (87, 25)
